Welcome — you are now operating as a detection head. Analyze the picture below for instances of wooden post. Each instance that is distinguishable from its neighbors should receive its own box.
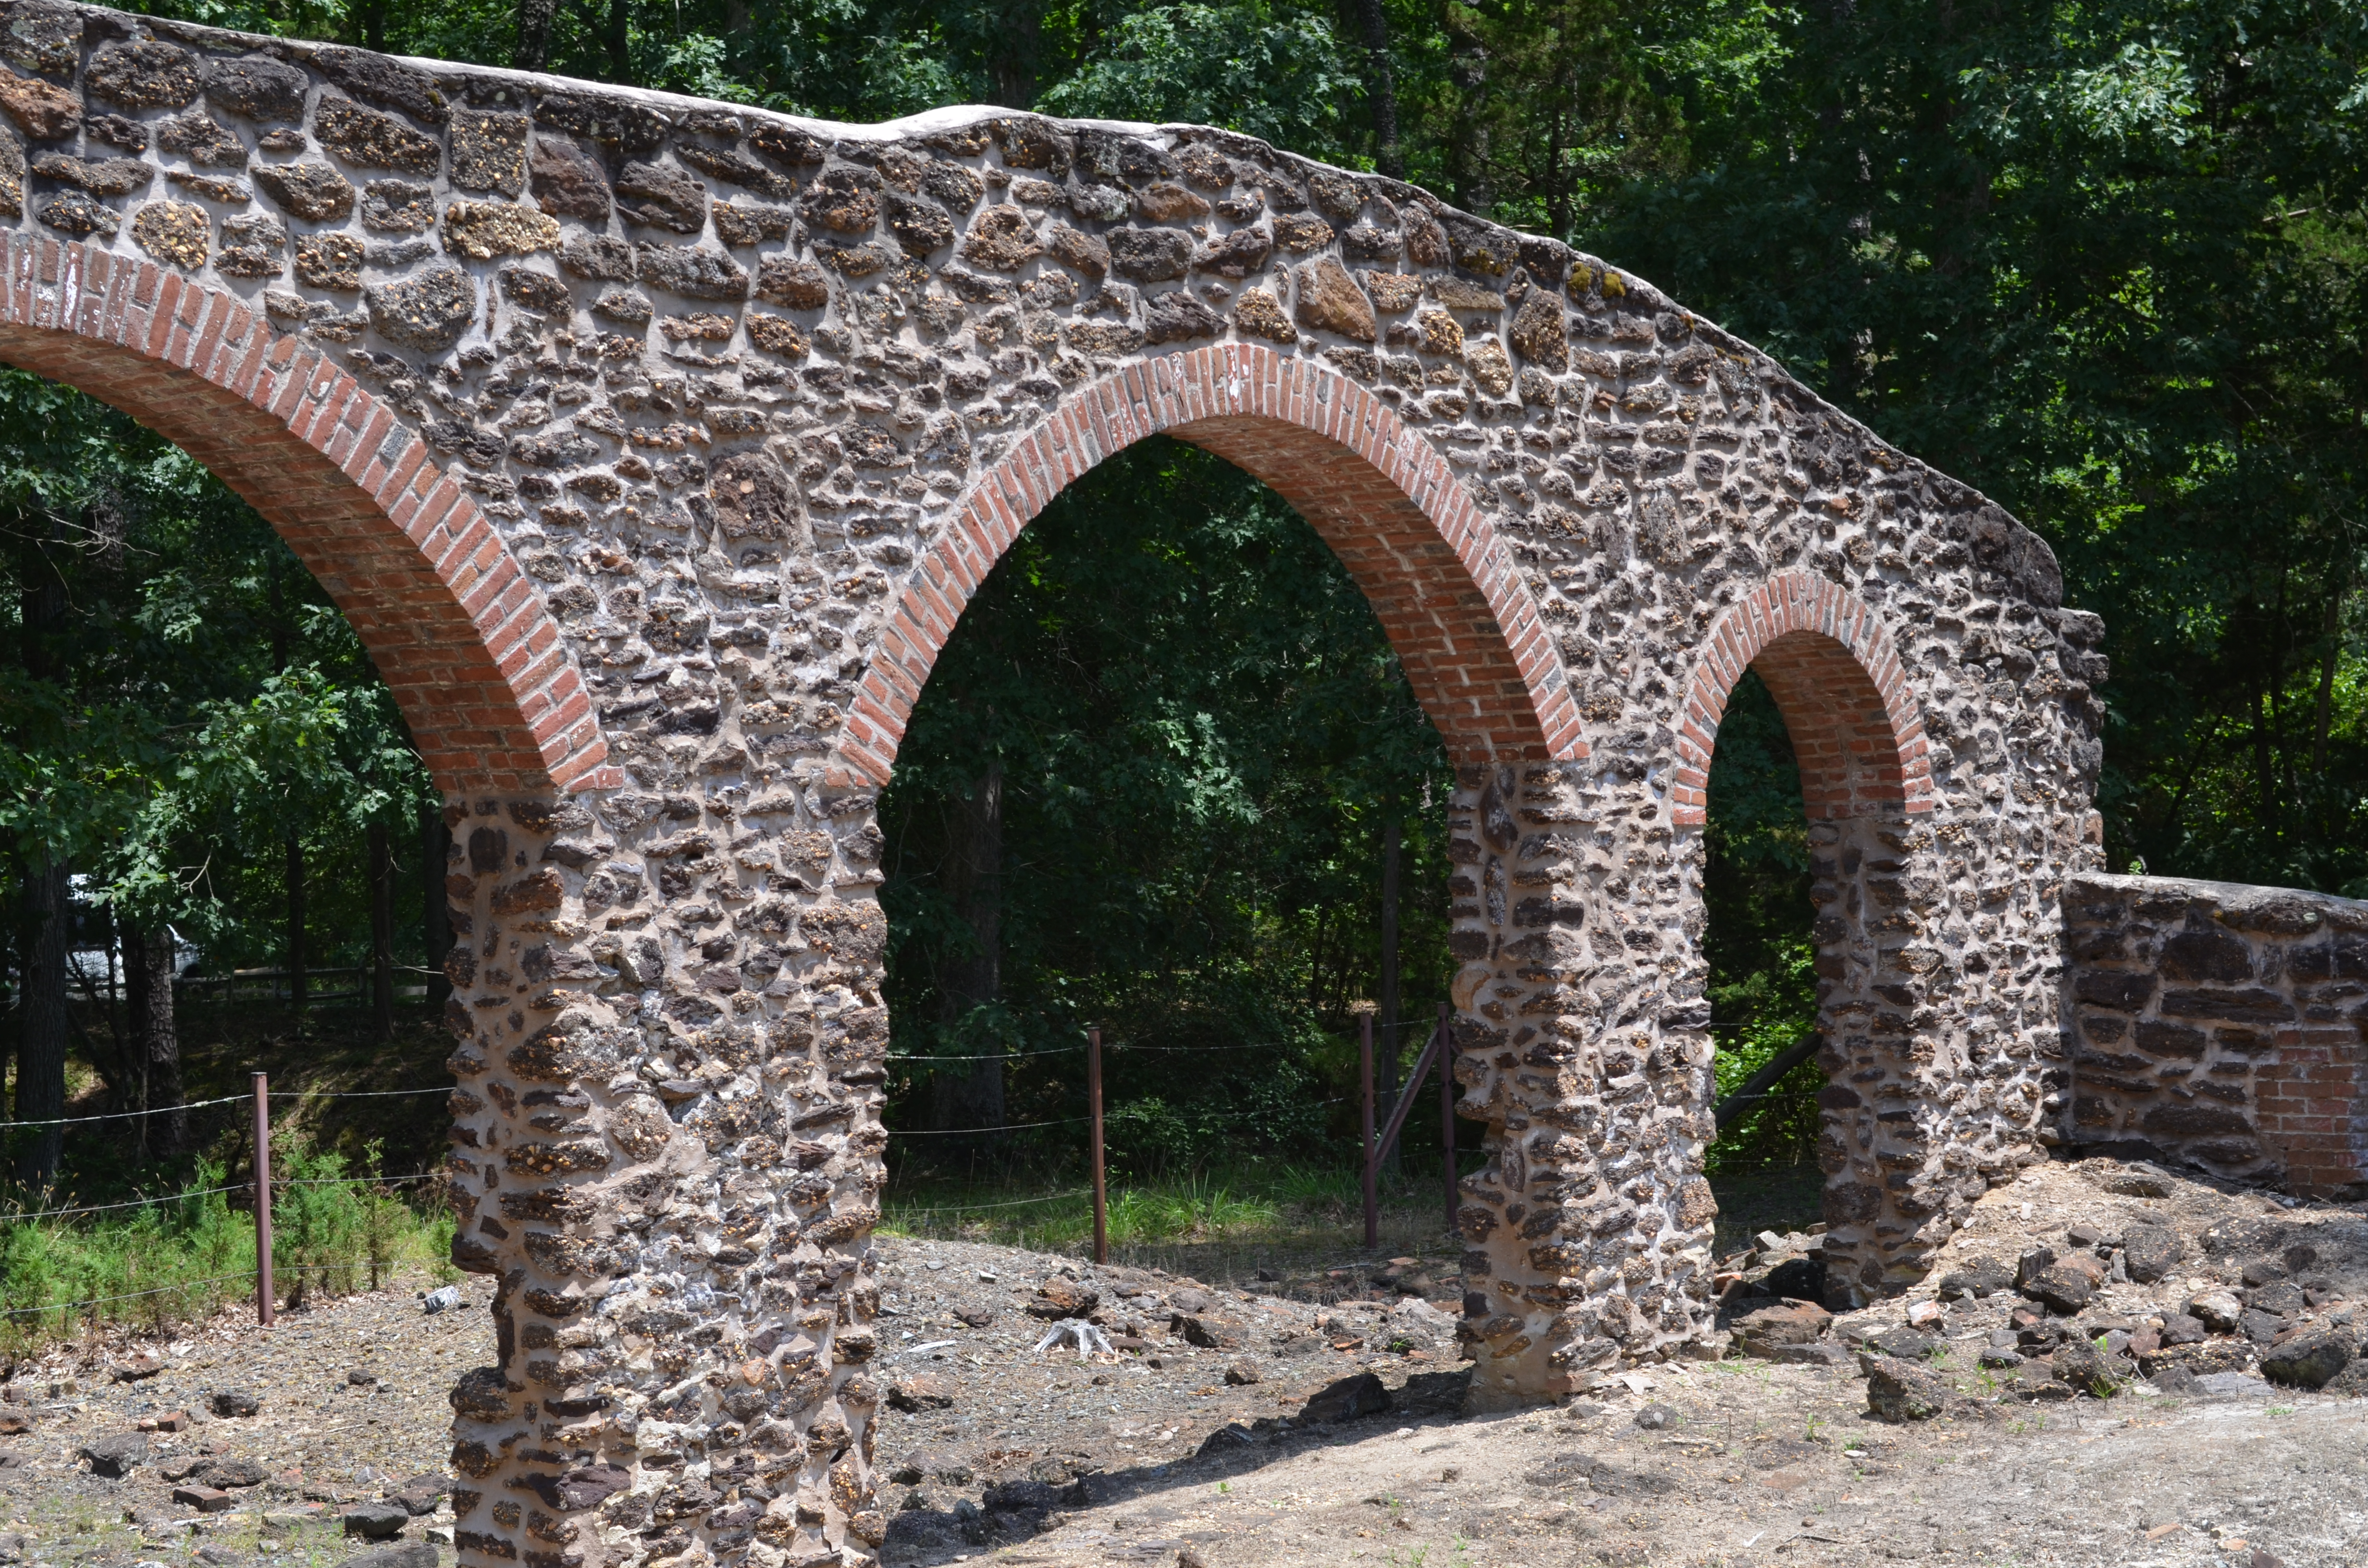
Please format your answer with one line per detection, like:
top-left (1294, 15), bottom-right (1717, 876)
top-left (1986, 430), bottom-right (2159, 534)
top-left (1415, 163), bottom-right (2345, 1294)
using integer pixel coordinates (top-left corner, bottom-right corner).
top-left (1360, 1011), bottom-right (1377, 1249)
top-left (1438, 1003), bottom-right (1456, 1239)
top-left (252, 1071), bottom-right (274, 1327)
top-left (1087, 1028), bottom-right (1107, 1267)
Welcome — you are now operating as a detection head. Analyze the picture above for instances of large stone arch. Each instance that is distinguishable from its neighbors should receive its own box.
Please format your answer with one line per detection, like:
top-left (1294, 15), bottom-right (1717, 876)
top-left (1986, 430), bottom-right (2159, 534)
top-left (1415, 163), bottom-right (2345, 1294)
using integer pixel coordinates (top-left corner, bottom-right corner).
top-left (0, 239), bottom-right (607, 794)
top-left (0, 10), bottom-right (2115, 1564)
top-left (847, 344), bottom-right (1585, 778)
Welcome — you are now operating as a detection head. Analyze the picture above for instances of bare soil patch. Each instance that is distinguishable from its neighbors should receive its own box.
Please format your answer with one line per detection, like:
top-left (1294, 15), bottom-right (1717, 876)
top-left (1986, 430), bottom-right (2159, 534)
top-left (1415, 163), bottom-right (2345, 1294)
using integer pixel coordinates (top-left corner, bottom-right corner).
top-left (6, 1154), bottom-right (2367, 1568)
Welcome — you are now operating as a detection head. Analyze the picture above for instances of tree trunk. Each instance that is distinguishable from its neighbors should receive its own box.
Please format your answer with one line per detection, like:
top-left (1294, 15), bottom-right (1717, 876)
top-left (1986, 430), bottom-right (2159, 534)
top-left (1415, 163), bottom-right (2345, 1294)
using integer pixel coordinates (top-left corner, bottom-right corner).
top-left (13, 853), bottom-right (69, 1186)
top-left (603, 0), bottom-right (631, 84)
top-left (286, 833), bottom-right (307, 1013)
top-left (126, 921), bottom-right (184, 1156)
top-left (423, 800), bottom-right (453, 1011)
top-left (368, 819), bottom-right (394, 1043)
top-left (1352, 0), bottom-right (1403, 178)
top-left (991, 2), bottom-right (1040, 108)
top-left (931, 760), bottom-right (1006, 1142)
top-left (1377, 811), bottom-right (1403, 1174)
top-left (514, 0), bottom-right (556, 70)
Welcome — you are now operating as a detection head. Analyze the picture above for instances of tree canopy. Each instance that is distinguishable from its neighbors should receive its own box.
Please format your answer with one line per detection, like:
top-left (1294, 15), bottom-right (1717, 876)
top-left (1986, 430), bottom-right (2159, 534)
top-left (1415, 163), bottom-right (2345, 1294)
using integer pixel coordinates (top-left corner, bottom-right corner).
top-left (5, 0), bottom-right (2364, 1180)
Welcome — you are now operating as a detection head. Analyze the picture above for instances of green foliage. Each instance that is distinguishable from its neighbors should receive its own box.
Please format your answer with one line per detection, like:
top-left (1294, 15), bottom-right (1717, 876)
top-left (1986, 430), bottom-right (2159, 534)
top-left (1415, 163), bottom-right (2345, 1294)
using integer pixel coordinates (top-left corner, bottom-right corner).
top-left (880, 438), bottom-right (1455, 1173)
top-left (1702, 672), bottom-right (1819, 1170)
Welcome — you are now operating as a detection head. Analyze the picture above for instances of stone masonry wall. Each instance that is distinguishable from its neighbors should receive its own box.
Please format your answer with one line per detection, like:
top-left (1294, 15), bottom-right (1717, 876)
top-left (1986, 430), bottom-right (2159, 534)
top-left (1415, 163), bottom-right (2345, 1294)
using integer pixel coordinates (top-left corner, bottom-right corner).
top-left (0, 6), bottom-right (2109, 1564)
top-left (2063, 872), bottom-right (2368, 1198)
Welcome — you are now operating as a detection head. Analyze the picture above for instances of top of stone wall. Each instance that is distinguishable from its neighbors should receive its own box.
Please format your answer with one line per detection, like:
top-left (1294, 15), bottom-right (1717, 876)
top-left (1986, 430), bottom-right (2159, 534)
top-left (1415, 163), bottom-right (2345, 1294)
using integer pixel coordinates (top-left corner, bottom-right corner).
top-left (0, 1), bottom-right (2073, 621)
top-left (2067, 871), bottom-right (2368, 935)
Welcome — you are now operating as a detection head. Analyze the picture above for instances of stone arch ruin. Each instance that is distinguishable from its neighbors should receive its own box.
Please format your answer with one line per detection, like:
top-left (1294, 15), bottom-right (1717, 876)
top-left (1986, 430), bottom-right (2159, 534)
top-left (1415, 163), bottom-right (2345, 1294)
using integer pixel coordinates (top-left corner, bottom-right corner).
top-left (0, 7), bottom-right (2118, 1563)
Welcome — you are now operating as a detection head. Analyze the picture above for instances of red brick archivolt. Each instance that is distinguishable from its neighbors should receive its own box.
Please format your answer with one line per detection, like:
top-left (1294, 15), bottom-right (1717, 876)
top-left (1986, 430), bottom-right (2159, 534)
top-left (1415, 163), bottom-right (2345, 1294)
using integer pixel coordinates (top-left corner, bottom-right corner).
top-left (0, 235), bottom-right (609, 797)
top-left (846, 344), bottom-right (1584, 780)
top-left (1673, 571), bottom-right (1931, 826)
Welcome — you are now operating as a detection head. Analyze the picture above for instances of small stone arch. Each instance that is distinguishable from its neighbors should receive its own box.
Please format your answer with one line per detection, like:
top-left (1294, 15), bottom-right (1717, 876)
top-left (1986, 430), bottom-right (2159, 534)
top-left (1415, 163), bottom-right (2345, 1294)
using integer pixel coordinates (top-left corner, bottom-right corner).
top-left (1675, 570), bottom-right (1944, 1300)
top-left (846, 344), bottom-right (1587, 779)
top-left (0, 235), bottom-right (609, 796)
top-left (1673, 570), bottom-right (1931, 827)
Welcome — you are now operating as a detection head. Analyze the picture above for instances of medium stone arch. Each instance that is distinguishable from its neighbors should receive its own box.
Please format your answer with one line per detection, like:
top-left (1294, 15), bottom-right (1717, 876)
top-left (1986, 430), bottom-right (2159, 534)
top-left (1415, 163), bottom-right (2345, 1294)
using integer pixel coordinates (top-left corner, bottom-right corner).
top-left (1672, 570), bottom-right (1932, 827)
top-left (844, 344), bottom-right (1586, 780)
top-left (0, 234), bottom-right (609, 796)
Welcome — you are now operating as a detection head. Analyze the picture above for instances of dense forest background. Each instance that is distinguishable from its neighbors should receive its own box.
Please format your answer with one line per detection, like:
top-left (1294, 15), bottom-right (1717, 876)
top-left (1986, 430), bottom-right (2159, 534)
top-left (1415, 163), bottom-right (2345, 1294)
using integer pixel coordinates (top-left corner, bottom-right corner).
top-left (4, 0), bottom-right (2365, 1189)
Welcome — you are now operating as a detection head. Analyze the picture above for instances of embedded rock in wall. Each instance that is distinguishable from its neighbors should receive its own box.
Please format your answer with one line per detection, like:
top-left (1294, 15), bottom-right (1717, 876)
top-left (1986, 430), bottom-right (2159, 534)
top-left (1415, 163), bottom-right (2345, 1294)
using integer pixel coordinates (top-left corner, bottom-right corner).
top-left (0, 5), bottom-right (2110, 1563)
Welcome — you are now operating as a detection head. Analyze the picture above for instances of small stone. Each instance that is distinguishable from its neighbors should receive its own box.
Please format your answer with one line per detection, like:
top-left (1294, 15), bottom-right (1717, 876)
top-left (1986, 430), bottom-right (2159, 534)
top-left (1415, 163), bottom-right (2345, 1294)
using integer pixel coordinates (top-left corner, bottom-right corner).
top-left (530, 134), bottom-right (609, 221)
top-left (1905, 1300), bottom-right (1947, 1329)
top-left (442, 199), bottom-right (559, 260)
top-left (2260, 1328), bottom-right (2353, 1388)
top-left (1044, 221), bottom-right (1109, 278)
top-left (1633, 1402), bottom-right (1676, 1430)
top-left (173, 1485), bottom-right (233, 1514)
top-left (2188, 1289), bottom-right (2244, 1334)
top-left (315, 96), bottom-right (441, 175)
top-left (1233, 287), bottom-right (1295, 344)
top-left (343, 1502), bottom-right (409, 1540)
top-left (156, 108), bottom-right (245, 167)
top-left (1733, 1298), bottom-right (1833, 1355)
top-left (194, 1457), bottom-right (266, 1489)
top-left (217, 211), bottom-right (285, 276)
top-left (0, 70), bottom-right (82, 141)
top-left (342, 1546), bottom-right (438, 1568)
top-left (1143, 289), bottom-right (1222, 344)
top-left (166, 171), bottom-right (250, 202)
top-left (756, 255), bottom-right (829, 309)
top-left (1862, 1356), bottom-right (1957, 1422)
top-left (87, 40), bottom-right (201, 108)
top-left (2, 3), bottom-right (80, 75)
top-left (255, 160), bottom-right (357, 222)
top-left (885, 1374), bottom-right (956, 1412)
top-left (130, 199), bottom-right (209, 268)
top-left (31, 152), bottom-right (149, 195)
top-left (747, 314), bottom-right (807, 357)
top-left (1134, 182), bottom-right (1209, 222)
top-left (1107, 224), bottom-right (1191, 282)
top-left (1288, 257), bottom-right (1382, 343)
top-left (204, 55), bottom-right (308, 122)
top-left (1508, 288), bottom-right (1567, 369)
top-left (1272, 212), bottom-right (1333, 251)
top-left (2023, 1259), bottom-right (2102, 1315)
top-left (1192, 224), bottom-right (1272, 279)
top-left (2052, 1338), bottom-right (2122, 1397)
top-left (389, 1473), bottom-right (448, 1516)
top-left (712, 201), bottom-right (795, 247)
top-left (1221, 1360), bottom-right (1263, 1386)
top-left (637, 242), bottom-right (746, 299)
top-left (1300, 1372), bottom-right (1391, 1424)
top-left (1029, 1275), bottom-right (1100, 1318)
top-left (39, 188), bottom-right (119, 236)
top-left (366, 263), bottom-right (475, 350)
top-left (2237, 1308), bottom-right (2288, 1344)
top-left (2159, 1315), bottom-right (2207, 1348)
top-left (616, 159), bottom-right (707, 233)
top-left (295, 230), bottom-right (364, 289)
top-left (78, 1433), bottom-right (149, 1477)
top-left (450, 110), bottom-right (527, 196)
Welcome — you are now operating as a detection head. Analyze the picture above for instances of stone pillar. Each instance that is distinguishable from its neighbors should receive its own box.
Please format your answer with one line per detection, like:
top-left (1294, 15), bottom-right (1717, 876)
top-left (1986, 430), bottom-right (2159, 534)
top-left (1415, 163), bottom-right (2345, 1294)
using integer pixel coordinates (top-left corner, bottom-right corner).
top-left (1449, 762), bottom-right (1720, 1407)
top-left (440, 784), bottom-right (892, 1568)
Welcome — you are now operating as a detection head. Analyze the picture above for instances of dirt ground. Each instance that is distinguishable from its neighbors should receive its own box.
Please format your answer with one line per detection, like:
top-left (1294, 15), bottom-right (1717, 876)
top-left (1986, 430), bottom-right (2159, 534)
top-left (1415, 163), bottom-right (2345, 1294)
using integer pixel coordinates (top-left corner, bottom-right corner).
top-left (8, 1153), bottom-right (2368, 1568)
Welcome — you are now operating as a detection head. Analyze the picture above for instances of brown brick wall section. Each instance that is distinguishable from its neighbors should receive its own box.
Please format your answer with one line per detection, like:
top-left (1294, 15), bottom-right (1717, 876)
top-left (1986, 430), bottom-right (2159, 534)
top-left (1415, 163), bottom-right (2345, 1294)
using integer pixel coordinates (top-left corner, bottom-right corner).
top-left (2062, 872), bottom-right (2368, 1197)
top-left (846, 345), bottom-right (1586, 778)
top-left (0, 233), bottom-right (613, 797)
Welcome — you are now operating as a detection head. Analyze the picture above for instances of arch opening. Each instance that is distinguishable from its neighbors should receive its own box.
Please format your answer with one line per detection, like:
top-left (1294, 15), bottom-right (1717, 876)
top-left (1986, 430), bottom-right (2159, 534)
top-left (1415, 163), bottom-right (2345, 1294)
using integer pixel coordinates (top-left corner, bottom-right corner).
top-left (0, 241), bottom-right (607, 797)
top-left (1686, 572), bottom-right (1933, 1303)
top-left (873, 434), bottom-right (1467, 1219)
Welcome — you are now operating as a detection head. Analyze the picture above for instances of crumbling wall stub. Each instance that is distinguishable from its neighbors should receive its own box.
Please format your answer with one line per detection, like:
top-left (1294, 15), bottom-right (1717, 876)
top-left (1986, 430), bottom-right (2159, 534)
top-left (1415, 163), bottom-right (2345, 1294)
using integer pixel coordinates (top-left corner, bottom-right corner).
top-left (0, 7), bottom-right (2112, 1564)
top-left (2062, 872), bottom-right (2368, 1198)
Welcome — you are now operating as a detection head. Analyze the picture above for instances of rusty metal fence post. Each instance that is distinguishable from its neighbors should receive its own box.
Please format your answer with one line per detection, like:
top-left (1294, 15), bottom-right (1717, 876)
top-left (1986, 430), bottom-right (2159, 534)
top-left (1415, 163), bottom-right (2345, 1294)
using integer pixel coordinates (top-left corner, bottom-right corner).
top-left (1087, 1028), bottom-right (1108, 1266)
top-left (252, 1071), bottom-right (274, 1327)
top-left (1437, 1003), bottom-right (1456, 1238)
top-left (1360, 1011), bottom-right (1378, 1249)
